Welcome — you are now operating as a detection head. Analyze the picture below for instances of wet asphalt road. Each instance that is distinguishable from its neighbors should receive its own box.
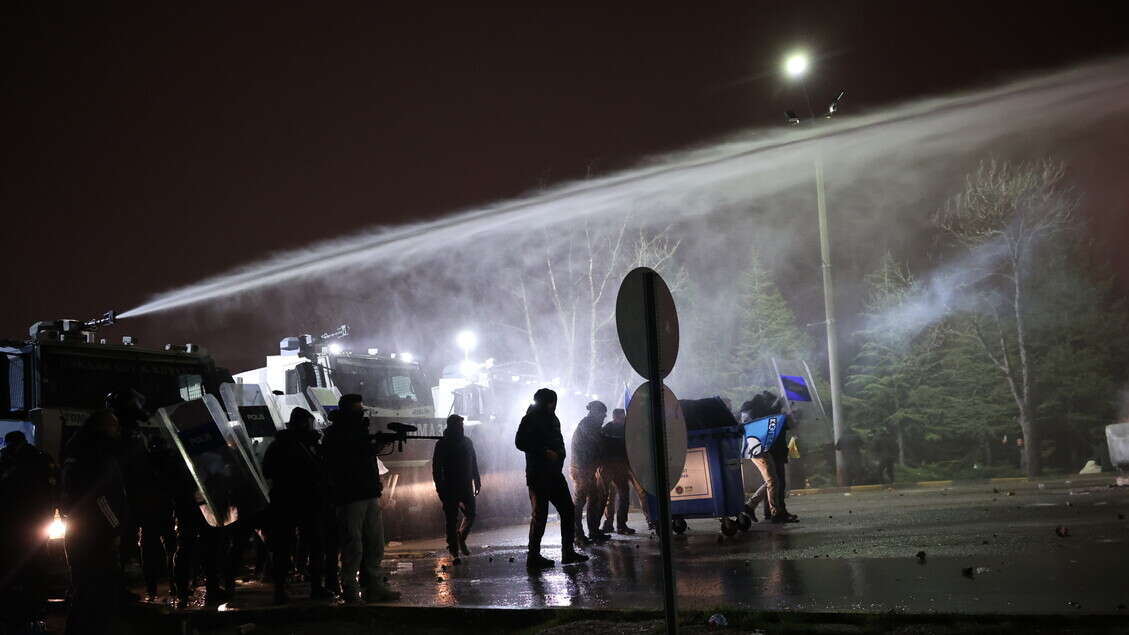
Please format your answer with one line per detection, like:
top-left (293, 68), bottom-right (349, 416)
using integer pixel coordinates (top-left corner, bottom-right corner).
top-left (186, 476), bottom-right (1129, 617)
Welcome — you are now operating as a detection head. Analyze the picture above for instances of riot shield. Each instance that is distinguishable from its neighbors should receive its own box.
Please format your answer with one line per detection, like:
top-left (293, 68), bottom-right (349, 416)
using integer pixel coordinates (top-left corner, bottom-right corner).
top-left (305, 386), bottom-right (342, 429)
top-left (157, 394), bottom-right (270, 527)
top-left (220, 382), bottom-right (284, 468)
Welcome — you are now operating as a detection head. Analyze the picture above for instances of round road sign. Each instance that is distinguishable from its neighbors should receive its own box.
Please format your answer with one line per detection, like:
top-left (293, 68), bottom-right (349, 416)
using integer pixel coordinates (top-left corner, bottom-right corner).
top-left (625, 382), bottom-right (688, 495)
top-left (616, 267), bottom-right (679, 379)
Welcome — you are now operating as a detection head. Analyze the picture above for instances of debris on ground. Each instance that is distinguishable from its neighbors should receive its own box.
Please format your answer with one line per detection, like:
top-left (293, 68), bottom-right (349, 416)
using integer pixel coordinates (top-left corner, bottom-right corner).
top-left (1007, 491), bottom-right (1016, 496)
top-left (1055, 526), bottom-right (1070, 537)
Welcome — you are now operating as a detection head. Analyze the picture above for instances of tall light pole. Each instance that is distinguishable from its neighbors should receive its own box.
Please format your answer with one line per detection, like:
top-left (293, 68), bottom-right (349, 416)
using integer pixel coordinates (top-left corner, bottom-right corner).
top-left (783, 51), bottom-right (849, 487)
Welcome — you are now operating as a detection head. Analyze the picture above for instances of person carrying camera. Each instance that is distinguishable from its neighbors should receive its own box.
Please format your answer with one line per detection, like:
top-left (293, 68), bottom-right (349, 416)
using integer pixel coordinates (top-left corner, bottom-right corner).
top-left (322, 394), bottom-right (400, 603)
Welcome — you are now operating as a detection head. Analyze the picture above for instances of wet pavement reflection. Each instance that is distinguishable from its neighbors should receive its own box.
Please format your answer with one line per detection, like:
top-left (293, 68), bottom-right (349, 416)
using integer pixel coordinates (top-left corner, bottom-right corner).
top-left (168, 477), bottom-right (1128, 616)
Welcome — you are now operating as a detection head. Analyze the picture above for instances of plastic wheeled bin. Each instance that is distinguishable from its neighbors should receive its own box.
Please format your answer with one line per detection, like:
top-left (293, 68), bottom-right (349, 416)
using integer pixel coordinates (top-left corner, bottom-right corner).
top-left (645, 397), bottom-right (753, 536)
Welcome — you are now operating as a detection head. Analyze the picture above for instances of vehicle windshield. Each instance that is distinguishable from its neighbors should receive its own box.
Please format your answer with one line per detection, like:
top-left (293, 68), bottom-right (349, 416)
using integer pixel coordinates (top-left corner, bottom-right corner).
top-left (38, 347), bottom-right (209, 412)
top-left (331, 358), bottom-right (433, 410)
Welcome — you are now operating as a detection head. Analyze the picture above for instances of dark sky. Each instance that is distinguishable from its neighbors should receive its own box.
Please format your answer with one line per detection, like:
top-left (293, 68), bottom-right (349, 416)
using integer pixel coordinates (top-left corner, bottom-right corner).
top-left (3, 2), bottom-right (1127, 369)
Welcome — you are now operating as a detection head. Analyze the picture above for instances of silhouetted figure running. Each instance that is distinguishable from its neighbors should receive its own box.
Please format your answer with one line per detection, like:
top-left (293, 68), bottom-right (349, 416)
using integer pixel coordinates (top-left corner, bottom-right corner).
top-left (515, 388), bottom-right (589, 569)
top-left (432, 414), bottom-right (481, 562)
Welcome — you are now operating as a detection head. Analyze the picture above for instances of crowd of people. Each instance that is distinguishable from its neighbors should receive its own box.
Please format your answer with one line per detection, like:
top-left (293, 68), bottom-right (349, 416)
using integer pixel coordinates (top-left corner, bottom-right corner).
top-left (0, 383), bottom-right (800, 631)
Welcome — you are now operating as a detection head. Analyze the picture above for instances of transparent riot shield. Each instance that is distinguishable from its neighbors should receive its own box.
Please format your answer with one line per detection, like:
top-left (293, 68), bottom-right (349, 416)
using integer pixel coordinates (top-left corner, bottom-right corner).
top-left (157, 394), bottom-right (270, 527)
top-left (304, 386), bottom-right (341, 428)
top-left (220, 382), bottom-right (285, 470)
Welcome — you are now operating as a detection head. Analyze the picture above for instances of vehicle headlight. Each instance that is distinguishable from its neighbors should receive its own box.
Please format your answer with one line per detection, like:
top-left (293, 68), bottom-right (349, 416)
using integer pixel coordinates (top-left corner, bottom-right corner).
top-left (46, 514), bottom-right (66, 541)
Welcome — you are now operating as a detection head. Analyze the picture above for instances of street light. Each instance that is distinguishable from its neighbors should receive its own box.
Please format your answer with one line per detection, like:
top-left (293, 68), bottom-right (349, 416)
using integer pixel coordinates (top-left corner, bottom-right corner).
top-left (783, 52), bottom-right (809, 78)
top-left (455, 330), bottom-right (478, 360)
top-left (782, 50), bottom-right (849, 487)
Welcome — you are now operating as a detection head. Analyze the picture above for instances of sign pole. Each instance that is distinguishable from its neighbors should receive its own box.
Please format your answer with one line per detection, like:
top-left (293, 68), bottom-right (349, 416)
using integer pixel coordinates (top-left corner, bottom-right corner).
top-left (643, 269), bottom-right (679, 634)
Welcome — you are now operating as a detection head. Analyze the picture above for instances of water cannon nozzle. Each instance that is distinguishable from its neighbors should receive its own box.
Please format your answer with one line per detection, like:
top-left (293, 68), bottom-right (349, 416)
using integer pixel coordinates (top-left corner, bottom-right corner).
top-left (320, 324), bottom-right (349, 340)
top-left (83, 310), bottom-right (117, 330)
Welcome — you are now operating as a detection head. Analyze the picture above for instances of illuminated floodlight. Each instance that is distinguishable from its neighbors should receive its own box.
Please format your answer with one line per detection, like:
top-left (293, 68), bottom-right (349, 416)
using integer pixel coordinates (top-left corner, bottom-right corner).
top-left (399, 352), bottom-right (414, 363)
top-left (459, 360), bottom-right (479, 379)
top-left (455, 330), bottom-right (478, 357)
top-left (783, 52), bottom-right (810, 78)
top-left (46, 514), bottom-right (66, 540)
top-left (328, 342), bottom-right (343, 355)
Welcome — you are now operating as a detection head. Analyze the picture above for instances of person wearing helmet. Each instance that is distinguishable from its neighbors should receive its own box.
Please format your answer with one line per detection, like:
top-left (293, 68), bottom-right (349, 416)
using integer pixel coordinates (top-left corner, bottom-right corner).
top-left (570, 400), bottom-right (611, 546)
top-left (263, 407), bottom-right (331, 603)
top-left (106, 389), bottom-right (173, 601)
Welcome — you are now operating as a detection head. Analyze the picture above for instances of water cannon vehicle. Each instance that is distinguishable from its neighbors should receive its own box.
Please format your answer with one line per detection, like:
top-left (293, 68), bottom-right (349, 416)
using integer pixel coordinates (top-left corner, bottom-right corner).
top-left (1, 312), bottom-right (232, 462)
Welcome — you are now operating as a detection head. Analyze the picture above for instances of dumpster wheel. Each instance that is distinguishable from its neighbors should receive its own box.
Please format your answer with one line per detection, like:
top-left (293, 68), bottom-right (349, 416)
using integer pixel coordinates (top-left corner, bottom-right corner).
top-left (736, 512), bottom-right (753, 532)
top-left (720, 517), bottom-right (738, 537)
top-left (672, 518), bottom-right (688, 535)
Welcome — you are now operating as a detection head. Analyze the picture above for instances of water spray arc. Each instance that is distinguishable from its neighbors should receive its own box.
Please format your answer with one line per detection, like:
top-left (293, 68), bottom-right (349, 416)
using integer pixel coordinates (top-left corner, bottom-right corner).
top-left (118, 59), bottom-right (1129, 321)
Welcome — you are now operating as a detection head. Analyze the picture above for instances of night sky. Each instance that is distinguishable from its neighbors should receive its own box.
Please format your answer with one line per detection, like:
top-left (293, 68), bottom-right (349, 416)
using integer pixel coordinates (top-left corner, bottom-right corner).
top-left (4, 2), bottom-right (1127, 370)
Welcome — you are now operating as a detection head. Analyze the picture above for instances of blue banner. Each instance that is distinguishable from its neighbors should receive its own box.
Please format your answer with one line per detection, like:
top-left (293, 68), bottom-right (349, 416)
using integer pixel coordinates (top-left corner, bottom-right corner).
top-left (741, 414), bottom-right (785, 458)
top-left (780, 375), bottom-right (813, 402)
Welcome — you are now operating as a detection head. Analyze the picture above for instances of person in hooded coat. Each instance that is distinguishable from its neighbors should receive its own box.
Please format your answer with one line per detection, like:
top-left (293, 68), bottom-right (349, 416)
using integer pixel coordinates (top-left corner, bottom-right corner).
top-left (431, 414), bottom-right (481, 561)
top-left (570, 401), bottom-right (610, 545)
top-left (262, 407), bottom-right (331, 603)
top-left (61, 409), bottom-right (127, 635)
top-left (322, 394), bottom-right (400, 604)
top-left (514, 388), bottom-right (589, 569)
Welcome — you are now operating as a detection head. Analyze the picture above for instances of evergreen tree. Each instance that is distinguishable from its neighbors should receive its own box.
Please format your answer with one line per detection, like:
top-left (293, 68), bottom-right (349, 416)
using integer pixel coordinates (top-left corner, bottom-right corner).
top-left (725, 248), bottom-right (813, 404)
top-left (846, 253), bottom-right (945, 467)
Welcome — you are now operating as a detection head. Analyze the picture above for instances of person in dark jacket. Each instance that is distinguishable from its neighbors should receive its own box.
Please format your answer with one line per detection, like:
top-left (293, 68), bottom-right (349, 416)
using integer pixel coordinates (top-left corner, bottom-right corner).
top-left (322, 394), bottom-right (400, 603)
top-left (742, 392), bottom-right (797, 523)
top-left (263, 407), bottom-right (331, 603)
top-left (0, 431), bottom-right (58, 632)
top-left (570, 401), bottom-right (610, 545)
top-left (515, 388), bottom-right (589, 569)
top-left (61, 410), bottom-right (127, 635)
top-left (432, 414), bottom-right (481, 561)
top-left (106, 389), bottom-right (175, 602)
top-left (597, 408), bottom-right (638, 534)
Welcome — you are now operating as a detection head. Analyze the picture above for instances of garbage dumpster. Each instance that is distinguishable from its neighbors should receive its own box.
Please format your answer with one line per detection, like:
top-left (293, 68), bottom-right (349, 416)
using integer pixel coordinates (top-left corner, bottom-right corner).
top-left (646, 397), bottom-right (753, 536)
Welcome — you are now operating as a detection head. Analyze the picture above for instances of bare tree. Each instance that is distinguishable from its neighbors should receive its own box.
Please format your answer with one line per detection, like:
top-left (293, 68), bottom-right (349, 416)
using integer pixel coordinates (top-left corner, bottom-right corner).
top-left (502, 215), bottom-right (686, 401)
top-left (937, 159), bottom-right (1076, 476)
